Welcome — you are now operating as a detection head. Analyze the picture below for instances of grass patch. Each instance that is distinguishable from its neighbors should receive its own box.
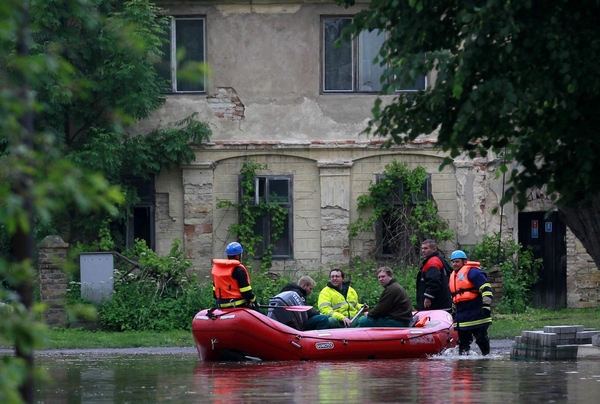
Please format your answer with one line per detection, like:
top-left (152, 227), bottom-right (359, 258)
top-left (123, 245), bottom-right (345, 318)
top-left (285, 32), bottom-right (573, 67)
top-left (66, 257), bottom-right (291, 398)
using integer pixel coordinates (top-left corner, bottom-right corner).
top-left (489, 307), bottom-right (600, 339)
top-left (1, 329), bottom-right (194, 350)
top-left (2, 308), bottom-right (600, 350)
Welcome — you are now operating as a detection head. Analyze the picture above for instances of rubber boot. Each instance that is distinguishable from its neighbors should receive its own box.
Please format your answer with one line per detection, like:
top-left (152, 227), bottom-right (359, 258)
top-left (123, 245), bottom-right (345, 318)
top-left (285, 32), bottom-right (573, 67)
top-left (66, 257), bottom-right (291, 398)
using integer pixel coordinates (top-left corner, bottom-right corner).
top-left (476, 336), bottom-right (490, 356)
top-left (457, 330), bottom-right (471, 355)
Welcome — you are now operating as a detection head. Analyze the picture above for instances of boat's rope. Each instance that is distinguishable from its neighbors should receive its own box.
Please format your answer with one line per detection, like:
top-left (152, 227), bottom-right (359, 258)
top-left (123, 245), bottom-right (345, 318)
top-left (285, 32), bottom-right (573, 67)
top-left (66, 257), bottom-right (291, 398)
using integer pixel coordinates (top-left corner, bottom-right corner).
top-left (202, 307), bottom-right (454, 343)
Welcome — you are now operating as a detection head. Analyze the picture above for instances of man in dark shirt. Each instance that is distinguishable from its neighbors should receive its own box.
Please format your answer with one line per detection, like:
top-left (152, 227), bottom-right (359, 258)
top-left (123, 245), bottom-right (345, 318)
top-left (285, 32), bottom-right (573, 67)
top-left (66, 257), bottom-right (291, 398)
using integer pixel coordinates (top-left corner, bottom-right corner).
top-left (416, 239), bottom-right (452, 312)
top-left (357, 267), bottom-right (413, 327)
top-left (279, 276), bottom-right (330, 330)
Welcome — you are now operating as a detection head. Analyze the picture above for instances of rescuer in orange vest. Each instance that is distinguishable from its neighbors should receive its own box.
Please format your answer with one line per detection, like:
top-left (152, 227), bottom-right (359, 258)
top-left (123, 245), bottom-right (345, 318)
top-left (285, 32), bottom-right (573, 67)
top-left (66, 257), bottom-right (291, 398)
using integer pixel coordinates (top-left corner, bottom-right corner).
top-left (212, 242), bottom-right (257, 308)
top-left (449, 250), bottom-right (493, 355)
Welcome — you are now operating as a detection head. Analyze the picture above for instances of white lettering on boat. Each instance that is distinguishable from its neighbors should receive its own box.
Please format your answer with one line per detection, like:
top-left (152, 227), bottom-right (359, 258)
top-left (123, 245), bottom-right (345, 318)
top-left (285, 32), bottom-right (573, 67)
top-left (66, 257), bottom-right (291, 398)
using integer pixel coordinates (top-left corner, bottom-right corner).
top-left (315, 342), bottom-right (335, 350)
top-left (195, 315), bottom-right (209, 320)
top-left (220, 315), bottom-right (235, 320)
top-left (410, 334), bottom-right (435, 344)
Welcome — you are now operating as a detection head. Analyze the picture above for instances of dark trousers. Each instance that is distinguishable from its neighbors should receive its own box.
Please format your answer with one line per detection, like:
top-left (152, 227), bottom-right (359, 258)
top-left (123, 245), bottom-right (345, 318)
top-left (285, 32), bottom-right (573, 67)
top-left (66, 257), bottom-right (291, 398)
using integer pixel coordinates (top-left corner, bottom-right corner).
top-left (305, 314), bottom-right (330, 330)
top-left (358, 316), bottom-right (410, 328)
top-left (458, 326), bottom-right (490, 355)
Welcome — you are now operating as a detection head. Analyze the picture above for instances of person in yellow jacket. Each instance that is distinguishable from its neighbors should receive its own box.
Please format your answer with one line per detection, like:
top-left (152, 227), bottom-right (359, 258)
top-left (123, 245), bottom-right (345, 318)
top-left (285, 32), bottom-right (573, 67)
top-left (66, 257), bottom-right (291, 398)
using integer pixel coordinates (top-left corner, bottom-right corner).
top-left (212, 242), bottom-right (257, 308)
top-left (318, 268), bottom-right (367, 328)
top-left (449, 250), bottom-right (493, 355)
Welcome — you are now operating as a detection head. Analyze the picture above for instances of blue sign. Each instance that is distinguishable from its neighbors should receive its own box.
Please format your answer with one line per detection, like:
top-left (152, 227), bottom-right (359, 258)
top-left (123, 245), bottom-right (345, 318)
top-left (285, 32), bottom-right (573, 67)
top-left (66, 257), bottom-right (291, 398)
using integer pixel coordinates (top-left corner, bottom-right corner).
top-left (545, 222), bottom-right (553, 232)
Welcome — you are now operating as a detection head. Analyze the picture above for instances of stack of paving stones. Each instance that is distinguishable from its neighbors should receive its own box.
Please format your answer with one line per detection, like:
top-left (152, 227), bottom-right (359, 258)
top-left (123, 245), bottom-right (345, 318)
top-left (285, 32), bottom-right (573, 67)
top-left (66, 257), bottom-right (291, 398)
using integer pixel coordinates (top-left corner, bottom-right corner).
top-left (510, 325), bottom-right (600, 360)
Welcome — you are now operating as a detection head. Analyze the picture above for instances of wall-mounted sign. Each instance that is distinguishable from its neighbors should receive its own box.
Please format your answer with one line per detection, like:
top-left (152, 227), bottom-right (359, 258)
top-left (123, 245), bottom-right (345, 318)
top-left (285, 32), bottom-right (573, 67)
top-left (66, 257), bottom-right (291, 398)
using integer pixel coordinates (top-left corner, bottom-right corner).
top-left (531, 220), bottom-right (539, 239)
top-left (545, 222), bottom-right (553, 232)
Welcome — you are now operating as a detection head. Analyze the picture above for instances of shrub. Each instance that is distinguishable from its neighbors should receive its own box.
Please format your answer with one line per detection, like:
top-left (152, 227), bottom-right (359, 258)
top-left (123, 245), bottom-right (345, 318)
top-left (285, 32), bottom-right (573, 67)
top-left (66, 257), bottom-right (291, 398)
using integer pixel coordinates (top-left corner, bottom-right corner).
top-left (99, 239), bottom-right (208, 331)
top-left (470, 233), bottom-right (542, 314)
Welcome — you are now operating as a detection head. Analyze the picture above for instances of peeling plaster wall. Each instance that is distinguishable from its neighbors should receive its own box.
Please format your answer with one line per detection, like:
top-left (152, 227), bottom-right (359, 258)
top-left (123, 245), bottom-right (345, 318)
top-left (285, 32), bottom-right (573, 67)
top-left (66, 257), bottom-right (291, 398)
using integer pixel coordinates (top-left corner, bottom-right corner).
top-left (453, 156), bottom-right (517, 247)
top-left (135, 2), bottom-right (377, 142)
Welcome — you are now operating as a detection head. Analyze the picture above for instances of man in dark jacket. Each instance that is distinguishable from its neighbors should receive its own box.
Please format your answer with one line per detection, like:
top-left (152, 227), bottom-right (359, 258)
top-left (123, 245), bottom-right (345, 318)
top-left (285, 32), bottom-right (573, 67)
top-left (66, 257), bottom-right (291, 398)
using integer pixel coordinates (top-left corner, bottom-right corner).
top-left (280, 276), bottom-right (330, 330)
top-left (358, 267), bottom-right (413, 327)
top-left (416, 239), bottom-right (452, 312)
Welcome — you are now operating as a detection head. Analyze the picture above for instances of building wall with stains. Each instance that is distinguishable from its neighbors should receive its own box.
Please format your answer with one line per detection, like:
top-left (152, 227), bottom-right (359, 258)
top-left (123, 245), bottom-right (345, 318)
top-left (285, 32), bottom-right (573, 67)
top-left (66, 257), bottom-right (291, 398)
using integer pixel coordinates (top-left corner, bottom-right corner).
top-left (134, 1), bottom-right (598, 308)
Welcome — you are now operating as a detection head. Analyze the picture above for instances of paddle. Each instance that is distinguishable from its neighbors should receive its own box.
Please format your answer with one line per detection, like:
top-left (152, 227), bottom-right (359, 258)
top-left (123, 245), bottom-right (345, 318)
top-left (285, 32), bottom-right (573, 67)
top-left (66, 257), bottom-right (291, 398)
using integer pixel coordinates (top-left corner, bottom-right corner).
top-left (259, 304), bottom-right (314, 312)
top-left (348, 305), bottom-right (366, 326)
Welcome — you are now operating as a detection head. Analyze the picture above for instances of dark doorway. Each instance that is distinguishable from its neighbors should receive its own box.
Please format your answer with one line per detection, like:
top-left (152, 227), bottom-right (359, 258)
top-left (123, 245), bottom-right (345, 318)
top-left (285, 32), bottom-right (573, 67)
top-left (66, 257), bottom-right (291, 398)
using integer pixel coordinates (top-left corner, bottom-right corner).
top-left (124, 176), bottom-right (155, 250)
top-left (517, 211), bottom-right (566, 309)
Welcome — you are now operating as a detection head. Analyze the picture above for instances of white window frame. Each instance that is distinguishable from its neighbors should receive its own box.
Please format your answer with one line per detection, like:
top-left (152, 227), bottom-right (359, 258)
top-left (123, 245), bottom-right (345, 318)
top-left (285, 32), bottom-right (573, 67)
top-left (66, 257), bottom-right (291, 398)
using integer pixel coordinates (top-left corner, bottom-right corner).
top-left (161, 17), bottom-right (206, 93)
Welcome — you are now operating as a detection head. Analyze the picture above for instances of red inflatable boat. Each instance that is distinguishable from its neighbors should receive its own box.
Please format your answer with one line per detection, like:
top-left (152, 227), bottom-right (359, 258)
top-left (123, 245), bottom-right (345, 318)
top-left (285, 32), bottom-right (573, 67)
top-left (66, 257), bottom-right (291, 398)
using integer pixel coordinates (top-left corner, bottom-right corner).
top-left (192, 308), bottom-right (457, 361)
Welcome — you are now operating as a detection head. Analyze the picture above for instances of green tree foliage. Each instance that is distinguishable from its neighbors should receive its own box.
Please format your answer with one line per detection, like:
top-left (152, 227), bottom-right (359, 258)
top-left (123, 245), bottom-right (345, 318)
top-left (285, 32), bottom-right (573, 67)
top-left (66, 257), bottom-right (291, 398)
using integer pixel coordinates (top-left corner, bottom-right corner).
top-left (1, 1), bottom-right (124, 400)
top-left (471, 234), bottom-right (542, 313)
top-left (1, 1), bottom-right (208, 401)
top-left (338, 0), bottom-right (600, 268)
top-left (2, 0), bottom-right (212, 247)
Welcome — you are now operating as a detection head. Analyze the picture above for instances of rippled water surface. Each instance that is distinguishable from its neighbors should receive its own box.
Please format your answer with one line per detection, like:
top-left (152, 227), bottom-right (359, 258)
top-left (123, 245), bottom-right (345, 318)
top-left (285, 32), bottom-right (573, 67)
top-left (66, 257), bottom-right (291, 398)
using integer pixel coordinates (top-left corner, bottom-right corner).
top-left (35, 350), bottom-right (600, 403)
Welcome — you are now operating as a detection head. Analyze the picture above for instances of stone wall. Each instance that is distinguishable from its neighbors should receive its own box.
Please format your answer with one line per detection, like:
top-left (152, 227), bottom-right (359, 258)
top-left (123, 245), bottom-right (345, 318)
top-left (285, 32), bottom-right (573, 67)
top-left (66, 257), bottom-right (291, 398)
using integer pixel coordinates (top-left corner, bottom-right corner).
top-left (487, 267), bottom-right (504, 310)
top-left (566, 228), bottom-right (600, 308)
top-left (38, 235), bottom-right (69, 327)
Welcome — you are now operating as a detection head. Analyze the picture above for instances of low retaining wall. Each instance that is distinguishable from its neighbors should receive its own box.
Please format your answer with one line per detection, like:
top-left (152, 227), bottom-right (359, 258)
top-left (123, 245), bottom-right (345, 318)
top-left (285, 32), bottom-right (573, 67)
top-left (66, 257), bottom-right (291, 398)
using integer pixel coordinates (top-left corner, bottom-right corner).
top-left (510, 325), bottom-right (600, 360)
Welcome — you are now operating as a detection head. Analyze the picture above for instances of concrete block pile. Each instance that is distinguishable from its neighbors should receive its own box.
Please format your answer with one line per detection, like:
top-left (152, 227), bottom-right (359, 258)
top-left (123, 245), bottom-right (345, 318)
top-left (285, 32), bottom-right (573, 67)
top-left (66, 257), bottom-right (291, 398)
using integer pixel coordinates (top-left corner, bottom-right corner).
top-left (510, 325), bottom-right (600, 360)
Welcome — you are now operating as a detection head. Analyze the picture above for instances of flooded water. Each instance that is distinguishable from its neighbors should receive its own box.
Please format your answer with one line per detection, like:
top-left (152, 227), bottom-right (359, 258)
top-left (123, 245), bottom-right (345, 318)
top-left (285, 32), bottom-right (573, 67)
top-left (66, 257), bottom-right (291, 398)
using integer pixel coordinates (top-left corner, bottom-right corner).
top-left (34, 348), bottom-right (600, 403)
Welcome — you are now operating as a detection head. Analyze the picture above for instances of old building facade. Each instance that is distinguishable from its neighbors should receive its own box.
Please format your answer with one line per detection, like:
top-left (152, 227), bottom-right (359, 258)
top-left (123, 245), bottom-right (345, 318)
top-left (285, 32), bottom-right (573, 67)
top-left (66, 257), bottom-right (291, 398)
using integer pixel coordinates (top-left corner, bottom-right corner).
top-left (132, 0), bottom-right (598, 308)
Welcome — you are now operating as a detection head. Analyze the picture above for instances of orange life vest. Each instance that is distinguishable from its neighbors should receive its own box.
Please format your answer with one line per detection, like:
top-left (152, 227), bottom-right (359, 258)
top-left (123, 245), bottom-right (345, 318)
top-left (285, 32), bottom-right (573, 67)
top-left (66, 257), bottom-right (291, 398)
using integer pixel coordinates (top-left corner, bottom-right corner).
top-left (449, 261), bottom-right (481, 304)
top-left (212, 259), bottom-right (251, 307)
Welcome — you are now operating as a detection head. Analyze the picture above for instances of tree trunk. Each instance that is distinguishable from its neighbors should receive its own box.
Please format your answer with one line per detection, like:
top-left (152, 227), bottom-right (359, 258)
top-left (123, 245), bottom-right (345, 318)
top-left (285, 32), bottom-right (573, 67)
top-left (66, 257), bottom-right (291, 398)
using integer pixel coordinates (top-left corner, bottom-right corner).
top-left (558, 194), bottom-right (600, 270)
top-left (14, 2), bottom-right (36, 402)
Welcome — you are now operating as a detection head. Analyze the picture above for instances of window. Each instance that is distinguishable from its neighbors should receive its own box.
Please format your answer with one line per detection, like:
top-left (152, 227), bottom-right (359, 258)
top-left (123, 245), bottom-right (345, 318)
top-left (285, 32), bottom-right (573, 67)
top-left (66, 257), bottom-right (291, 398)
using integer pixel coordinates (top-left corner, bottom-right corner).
top-left (375, 173), bottom-right (431, 257)
top-left (240, 175), bottom-right (293, 259)
top-left (322, 17), bottom-right (426, 93)
top-left (156, 17), bottom-right (205, 93)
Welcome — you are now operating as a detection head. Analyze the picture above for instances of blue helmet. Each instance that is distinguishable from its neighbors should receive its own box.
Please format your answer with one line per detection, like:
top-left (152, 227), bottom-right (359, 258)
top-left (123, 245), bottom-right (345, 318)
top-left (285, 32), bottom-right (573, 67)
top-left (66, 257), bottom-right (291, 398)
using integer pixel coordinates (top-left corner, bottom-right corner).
top-left (450, 250), bottom-right (468, 260)
top-left (225, 242), bottom-right (243, 256)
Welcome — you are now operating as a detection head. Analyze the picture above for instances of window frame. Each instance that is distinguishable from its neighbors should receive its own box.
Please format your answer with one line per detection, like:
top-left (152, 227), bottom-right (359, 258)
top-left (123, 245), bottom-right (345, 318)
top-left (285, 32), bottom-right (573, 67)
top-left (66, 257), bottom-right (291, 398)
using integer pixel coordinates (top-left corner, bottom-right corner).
top-left (239, 175), bottom-right (294, 260)
top-left (321, 16), bottom-right (427, 94)
top-left (158, 17), bottom-right (206, 94)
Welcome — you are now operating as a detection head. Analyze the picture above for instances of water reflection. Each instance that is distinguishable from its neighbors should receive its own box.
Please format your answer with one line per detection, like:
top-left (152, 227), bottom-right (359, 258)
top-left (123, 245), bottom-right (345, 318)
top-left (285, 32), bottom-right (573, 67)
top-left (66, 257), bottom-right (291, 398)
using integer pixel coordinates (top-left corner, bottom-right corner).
top-left (35, 351), bottom-right (600, 403)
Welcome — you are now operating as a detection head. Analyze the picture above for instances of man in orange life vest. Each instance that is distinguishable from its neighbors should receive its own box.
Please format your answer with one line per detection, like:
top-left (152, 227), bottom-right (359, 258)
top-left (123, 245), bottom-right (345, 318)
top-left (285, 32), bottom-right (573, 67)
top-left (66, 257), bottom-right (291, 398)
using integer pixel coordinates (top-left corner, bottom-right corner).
top-left (449, 250), bottom-right (493, 355)
top-left (212, 242), bottom-right (257, 308)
